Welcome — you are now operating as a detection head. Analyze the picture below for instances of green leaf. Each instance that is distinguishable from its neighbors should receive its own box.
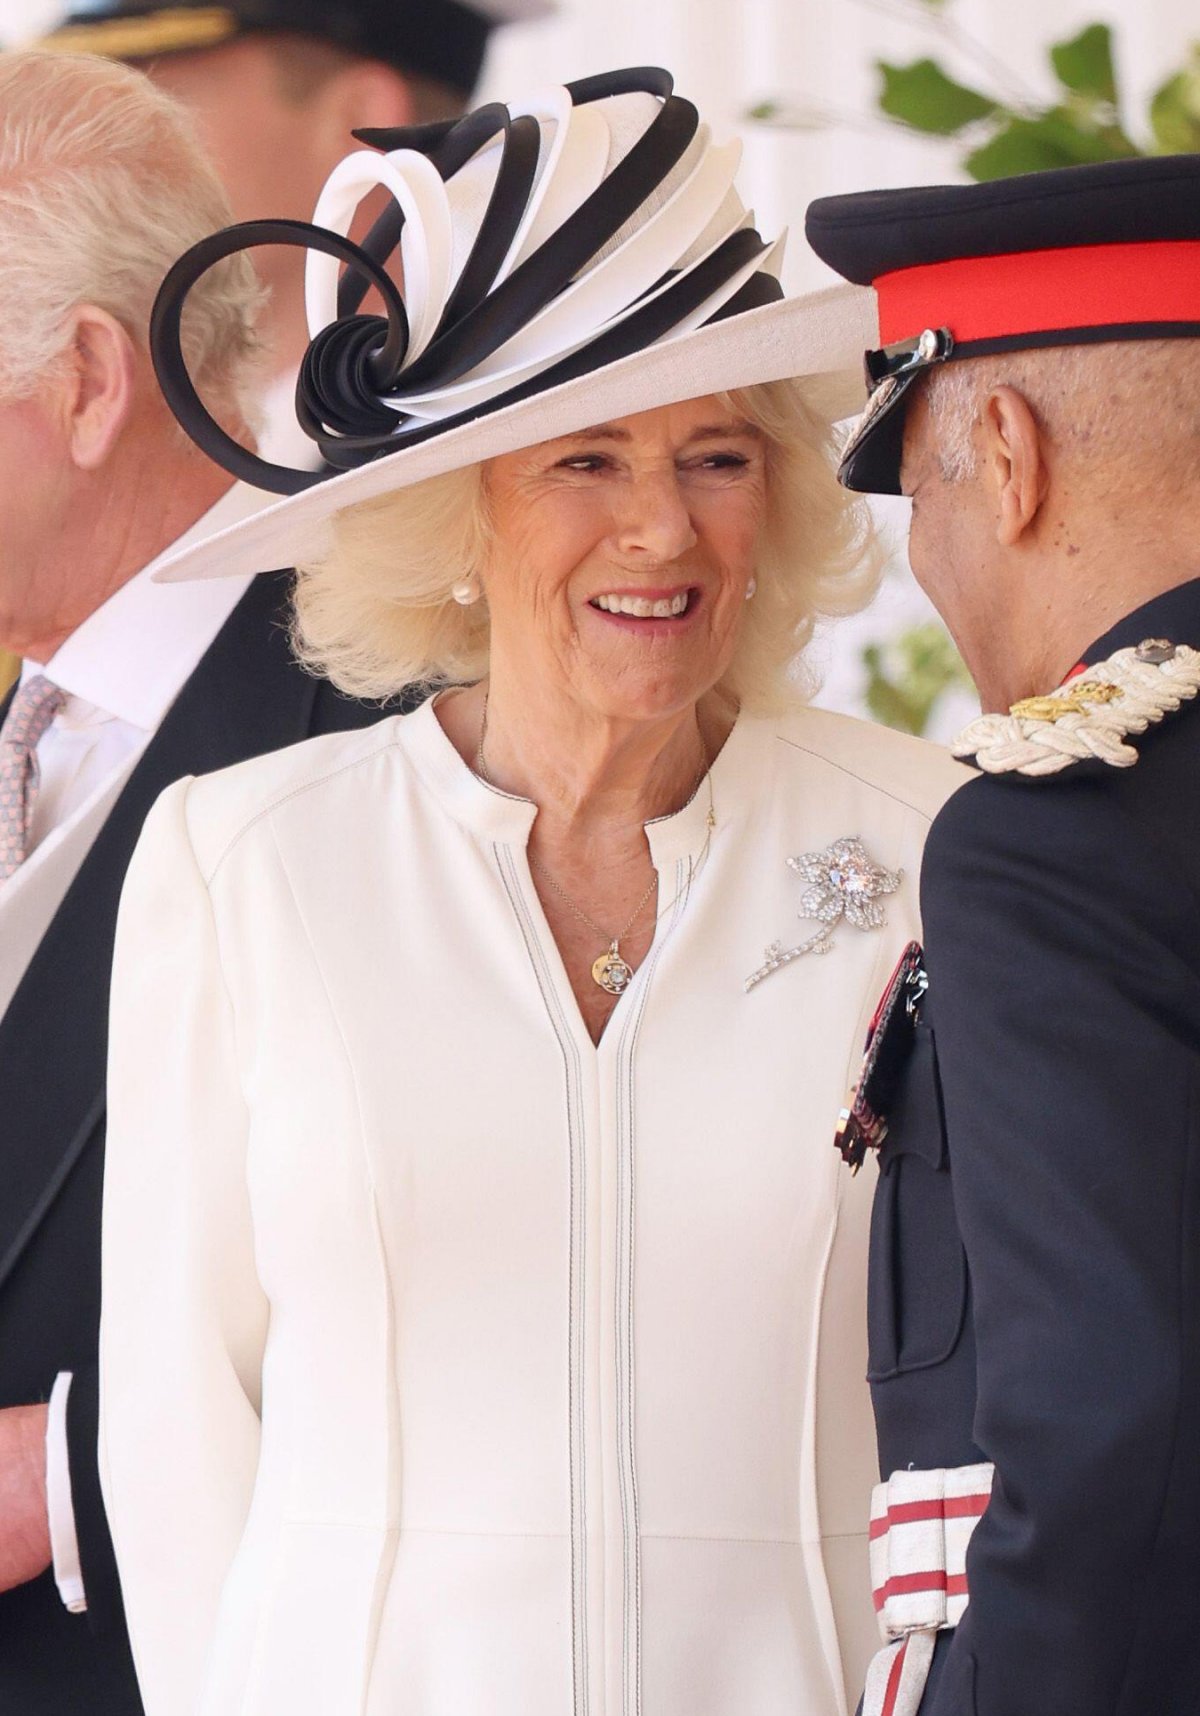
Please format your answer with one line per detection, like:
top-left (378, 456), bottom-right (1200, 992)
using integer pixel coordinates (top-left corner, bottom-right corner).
top-left (862, 650), bottom-right (923, 735)
top-left (965, 108), bottom-right (1140, 180)
top-left (1150, 59), bottom-right (1200, 153)
top-left (877, 58), bottom-right (997, 136)
top-left (1050, 23), bottom-right (1118, 105)
top-left (861, 626), bottom-right (971, 738)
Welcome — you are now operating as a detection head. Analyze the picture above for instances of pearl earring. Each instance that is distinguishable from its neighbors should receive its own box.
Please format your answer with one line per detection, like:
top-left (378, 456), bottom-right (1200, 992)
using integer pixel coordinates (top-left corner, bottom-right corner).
top-left (451, 575), bottom-right (482, 606)
top-left (745, 577), bottom-right (758, 601)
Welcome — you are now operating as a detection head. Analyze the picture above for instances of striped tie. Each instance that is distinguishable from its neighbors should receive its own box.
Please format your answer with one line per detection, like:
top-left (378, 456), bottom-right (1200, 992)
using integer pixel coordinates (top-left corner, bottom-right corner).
top-left (0, 674), bottom-right (65, 881)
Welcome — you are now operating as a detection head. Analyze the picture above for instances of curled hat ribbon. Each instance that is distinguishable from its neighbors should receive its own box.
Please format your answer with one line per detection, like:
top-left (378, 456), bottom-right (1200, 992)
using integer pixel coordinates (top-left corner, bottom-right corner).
top-left (151, 66), bottom-right (785, 496)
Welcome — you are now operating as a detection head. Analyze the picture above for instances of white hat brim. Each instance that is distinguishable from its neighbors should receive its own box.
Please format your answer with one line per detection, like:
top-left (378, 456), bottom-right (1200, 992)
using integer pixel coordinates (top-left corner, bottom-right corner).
top-left (154, 282), bottom-right (877, 584)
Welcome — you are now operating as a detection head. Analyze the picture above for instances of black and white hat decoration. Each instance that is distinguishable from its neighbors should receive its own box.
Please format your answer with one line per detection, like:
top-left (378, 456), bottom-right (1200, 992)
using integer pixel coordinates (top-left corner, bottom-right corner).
top-left (155, 68), bottom-right (787, 495)
top-left (150, 67), bottom-right (878, 584)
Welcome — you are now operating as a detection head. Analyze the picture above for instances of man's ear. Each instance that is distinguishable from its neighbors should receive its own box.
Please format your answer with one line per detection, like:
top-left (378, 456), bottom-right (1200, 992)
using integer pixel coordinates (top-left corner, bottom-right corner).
top-left (62, 306), bottom-right (138, 472)
top-left (318, 61), bottom-right (416, 157)
top-left (982, 384), bottom-right (1048, 547)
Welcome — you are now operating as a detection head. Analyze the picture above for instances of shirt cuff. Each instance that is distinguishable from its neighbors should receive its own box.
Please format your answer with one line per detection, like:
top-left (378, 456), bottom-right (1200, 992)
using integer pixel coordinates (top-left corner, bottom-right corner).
top-left (45, 1372), bottom-right (87, 1614)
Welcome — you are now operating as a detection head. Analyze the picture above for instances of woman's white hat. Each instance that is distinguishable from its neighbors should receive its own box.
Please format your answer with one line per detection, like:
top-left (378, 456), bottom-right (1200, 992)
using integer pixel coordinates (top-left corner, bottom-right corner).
top-left (151, 68), bottom-right (877, 584)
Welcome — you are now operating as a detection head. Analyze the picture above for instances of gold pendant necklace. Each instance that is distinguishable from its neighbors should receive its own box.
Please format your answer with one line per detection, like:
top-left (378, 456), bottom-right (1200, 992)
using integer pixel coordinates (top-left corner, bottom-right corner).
top-left (527, 857), bottom-right (658, 996)
top-left (591, 943), bottom-right (636, 997)
top-left (474, 696), bottom-right (712, 996)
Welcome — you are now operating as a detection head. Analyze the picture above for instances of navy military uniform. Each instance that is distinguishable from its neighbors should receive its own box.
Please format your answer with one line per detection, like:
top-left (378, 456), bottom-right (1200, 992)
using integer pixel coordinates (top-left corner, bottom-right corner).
top-left (806, 158), bottom-right (1200, 1714)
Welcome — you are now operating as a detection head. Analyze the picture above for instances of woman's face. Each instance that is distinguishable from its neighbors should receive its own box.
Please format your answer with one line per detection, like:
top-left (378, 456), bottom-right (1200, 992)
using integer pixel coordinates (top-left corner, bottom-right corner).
top-left (480, 395), bottom-right (768, 725)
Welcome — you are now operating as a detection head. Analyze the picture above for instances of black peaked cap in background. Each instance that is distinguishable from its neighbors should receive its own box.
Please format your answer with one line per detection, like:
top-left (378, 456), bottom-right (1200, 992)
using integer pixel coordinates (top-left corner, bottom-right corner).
top-left (39, 0), bottom-right (546, 97)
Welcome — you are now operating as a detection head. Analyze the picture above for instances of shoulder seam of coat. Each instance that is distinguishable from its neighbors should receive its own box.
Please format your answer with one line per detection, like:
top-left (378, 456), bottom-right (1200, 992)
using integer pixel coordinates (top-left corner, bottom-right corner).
top-left (774, 732), bottom-right (949, 822)
top-left (200, 730), bottom-right (401, 886)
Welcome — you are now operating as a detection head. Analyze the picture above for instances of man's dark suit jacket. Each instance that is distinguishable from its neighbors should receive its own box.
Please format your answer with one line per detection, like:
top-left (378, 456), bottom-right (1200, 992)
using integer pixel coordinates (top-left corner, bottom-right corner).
top-left (0, 569), bottom-right (408, 1713)
top-left (867, 579), bottom-right (1200, 1714)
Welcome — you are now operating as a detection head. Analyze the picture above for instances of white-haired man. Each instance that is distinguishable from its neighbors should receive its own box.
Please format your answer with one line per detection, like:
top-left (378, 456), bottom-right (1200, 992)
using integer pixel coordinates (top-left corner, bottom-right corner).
top-left (808, 158), bottom-right (1200, 1714)
top-left (0, 51), bottom-right (400, 1714)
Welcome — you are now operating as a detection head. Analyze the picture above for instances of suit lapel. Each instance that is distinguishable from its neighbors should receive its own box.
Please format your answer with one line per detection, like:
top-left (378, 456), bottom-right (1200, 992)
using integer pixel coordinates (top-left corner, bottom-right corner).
top-left (0, 571), bottom-right (313, 1292)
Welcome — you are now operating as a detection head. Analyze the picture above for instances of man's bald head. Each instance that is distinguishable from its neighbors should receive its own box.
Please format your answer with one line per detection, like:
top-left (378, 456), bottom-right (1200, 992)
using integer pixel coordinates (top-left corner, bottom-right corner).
top-left (922, 339), bottom-right (1200, 494)
top-left (900, 337), bottom-right (1200, 713)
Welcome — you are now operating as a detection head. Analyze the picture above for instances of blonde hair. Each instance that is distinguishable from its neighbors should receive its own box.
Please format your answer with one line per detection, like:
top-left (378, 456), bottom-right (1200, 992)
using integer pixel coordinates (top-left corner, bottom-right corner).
top-left (292, 377), bottom-right (881, 713)
top-left (0, 51), bottom-right (262, 408)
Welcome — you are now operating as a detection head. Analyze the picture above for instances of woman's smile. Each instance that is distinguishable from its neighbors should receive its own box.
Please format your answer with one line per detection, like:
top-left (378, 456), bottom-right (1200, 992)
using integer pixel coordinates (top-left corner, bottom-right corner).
top-left (586, 583), bottom-right (702, 631)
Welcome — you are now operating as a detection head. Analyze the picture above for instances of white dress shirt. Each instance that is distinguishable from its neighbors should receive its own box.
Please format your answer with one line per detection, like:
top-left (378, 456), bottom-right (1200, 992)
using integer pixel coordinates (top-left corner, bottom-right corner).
top-left (0, 481), bottom-right (265, 1613)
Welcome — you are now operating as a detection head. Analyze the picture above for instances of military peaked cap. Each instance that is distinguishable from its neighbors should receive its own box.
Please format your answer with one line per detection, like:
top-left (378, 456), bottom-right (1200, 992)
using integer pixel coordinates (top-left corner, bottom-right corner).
top-left (39, 0), bottom-right (553, 98)
top-left (806, 153), bottom-right (1200, 493)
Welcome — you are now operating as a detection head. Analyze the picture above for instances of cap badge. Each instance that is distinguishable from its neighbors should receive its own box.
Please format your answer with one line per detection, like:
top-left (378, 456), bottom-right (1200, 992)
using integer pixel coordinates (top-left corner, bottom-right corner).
top-left (864, 326), bottom-right (954, 392)
top-left (745, 837), bottom-right (901, 993)
top-left (953, 641), bottom-right (1200, 776)
top-left (41, 7), bottom-right (239, 60)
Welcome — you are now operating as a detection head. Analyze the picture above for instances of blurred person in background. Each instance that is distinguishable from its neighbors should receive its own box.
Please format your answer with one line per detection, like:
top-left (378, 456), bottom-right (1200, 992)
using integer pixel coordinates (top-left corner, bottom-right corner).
top-left (40, 0), bottom-right (554, 464)
top-left (0, 50), bottom-right (402, 1715)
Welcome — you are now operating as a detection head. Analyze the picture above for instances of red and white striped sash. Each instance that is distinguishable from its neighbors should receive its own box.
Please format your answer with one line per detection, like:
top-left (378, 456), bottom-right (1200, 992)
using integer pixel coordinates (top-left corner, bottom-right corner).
top-left (861, 1462), bottom-right (994, 1716)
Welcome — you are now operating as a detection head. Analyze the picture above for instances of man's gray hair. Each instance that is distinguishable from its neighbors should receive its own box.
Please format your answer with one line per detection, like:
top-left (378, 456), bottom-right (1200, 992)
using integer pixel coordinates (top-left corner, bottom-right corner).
top-left (924, 338), bottom-right (1200, 484)
top-left (0, 51), bottom-right (262, 408)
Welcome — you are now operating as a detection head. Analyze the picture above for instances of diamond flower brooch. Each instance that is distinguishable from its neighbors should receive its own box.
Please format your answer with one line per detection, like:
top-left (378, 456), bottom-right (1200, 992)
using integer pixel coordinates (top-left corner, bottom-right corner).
top-left (745, 837), bottom-right (901, 993)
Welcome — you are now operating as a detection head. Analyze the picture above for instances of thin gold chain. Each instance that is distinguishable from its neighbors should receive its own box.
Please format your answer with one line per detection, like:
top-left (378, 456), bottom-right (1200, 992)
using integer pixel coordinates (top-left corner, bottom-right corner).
top-left (475, 695), bottom-right (714, 952)
top-left (527, 849), bottom-right (660, 948)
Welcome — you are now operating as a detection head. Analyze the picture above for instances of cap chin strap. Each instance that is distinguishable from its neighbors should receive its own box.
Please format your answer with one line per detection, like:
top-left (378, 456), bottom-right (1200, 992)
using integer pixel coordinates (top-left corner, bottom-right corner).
top-left (864, 326), bottom-right (954, 389)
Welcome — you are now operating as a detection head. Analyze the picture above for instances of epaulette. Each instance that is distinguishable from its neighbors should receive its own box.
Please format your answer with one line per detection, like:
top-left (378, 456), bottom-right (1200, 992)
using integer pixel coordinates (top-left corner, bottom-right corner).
top-left (952, 639), bottom-right (1200, 777)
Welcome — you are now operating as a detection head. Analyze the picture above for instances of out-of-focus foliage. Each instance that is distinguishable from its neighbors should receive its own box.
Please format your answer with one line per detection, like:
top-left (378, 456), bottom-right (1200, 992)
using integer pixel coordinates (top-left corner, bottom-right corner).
top-left (876, 21), bottom-right (1151, 177)
top-left (752, 5), bottom-right (1200, 179)
top-left (1150, 47), bottom-right (1200, 153)
top-left (877, 58), bottom-right (997, 135)
top-left (862, 622), bottom-right (975, 737)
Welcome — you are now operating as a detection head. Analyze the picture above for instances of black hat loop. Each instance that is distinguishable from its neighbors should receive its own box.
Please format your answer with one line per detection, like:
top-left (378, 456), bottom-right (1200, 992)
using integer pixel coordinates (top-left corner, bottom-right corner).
top-left (152, 66), bottom-right (787, 494)
top-left (152, 218), bottom-right (412, 495)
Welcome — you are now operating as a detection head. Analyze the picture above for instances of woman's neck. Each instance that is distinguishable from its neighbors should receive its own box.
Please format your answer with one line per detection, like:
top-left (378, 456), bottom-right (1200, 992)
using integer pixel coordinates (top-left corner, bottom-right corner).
top-left (444, 679), bottom-right (729, 845)
top-left (437, 677), bottom-right (732, 1044)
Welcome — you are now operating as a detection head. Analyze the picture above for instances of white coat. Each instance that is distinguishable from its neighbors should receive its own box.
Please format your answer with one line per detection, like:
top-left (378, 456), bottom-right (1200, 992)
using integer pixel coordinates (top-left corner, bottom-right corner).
top-left (100, 698), bottom-right (966, 1716)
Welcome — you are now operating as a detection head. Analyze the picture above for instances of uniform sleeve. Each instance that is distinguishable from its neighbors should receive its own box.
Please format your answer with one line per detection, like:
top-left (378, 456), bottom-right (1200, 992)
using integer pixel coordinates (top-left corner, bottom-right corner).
top-left (100, 777), bottom-right (268, 1716)
top-left (920, 777), bottom-right (1200, 1715)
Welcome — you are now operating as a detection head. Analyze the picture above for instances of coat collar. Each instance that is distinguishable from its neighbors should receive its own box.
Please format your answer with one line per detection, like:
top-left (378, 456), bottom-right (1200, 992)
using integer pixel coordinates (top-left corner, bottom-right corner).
top-left (1079, 575), bottom-right (1200, 666)
top-left (0, 570), bottom-right (314, 1293)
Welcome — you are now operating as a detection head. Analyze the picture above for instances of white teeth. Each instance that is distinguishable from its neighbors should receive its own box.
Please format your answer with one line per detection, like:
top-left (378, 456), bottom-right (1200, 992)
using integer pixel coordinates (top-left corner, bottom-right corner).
top-left (593, 592), bottom-right (690, 617)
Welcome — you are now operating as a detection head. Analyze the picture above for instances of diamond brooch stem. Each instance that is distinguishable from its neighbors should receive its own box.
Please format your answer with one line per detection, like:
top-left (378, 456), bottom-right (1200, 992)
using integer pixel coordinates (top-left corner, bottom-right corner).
top-left (744, 836), bottom-right (902, 993)
top-left (745, 927), bottom-right (835, 993)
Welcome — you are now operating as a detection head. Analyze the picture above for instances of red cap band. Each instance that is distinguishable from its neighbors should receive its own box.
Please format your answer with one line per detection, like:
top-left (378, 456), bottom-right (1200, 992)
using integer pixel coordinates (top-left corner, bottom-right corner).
top-left (876, 240), bottom-right (1200, 348)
